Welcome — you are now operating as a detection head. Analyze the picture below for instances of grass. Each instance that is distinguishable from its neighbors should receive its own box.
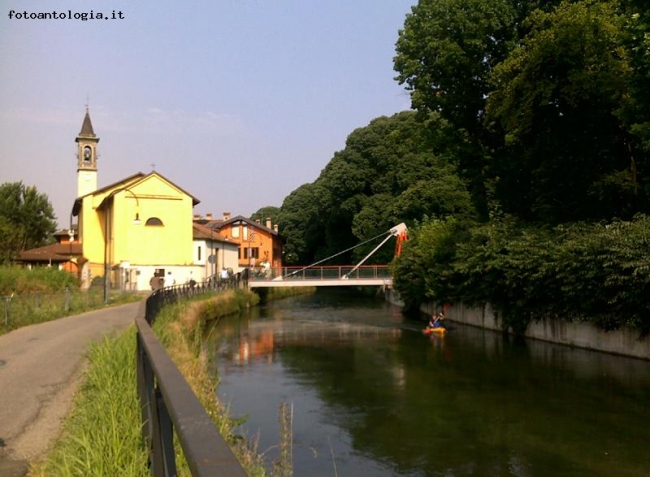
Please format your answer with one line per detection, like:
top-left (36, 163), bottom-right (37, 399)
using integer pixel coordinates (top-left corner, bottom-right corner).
top-left (30, 288), bottom-right (269, 477)
top-left (30, 328), bottom-right (149, 477)
top-left (152, 289), bottom-right (268, 476)
top-left (0, 266), bottom-right (145, 336)
top-left (0, 266), bottom-right (78, 294)
top-left (28, 286), bottom-right (302, 477)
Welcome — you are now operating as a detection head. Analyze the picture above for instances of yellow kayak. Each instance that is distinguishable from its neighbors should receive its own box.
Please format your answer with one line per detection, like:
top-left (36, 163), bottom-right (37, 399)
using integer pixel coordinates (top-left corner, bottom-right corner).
top-left (423, 327), bottom-right (447, 335)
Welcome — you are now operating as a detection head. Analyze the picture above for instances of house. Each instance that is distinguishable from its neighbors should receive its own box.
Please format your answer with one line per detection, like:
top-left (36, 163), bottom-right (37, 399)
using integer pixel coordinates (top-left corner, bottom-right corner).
top-left (198, 212), bottom-right (284, 273)
top-left (192, 222), bottom-right (239, 280)
top-left (18, 228), bottom-right (83, 273)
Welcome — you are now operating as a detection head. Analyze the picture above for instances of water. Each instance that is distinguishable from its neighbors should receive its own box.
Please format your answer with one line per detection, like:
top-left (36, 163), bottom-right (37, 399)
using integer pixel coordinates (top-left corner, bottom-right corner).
top-left (213, 289), bottom-right (650, 476)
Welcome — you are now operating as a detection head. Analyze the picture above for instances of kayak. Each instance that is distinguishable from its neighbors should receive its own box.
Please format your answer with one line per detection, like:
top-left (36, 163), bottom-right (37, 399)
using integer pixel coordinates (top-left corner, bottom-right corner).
top-left (423, 327), bottom-right (447, 335)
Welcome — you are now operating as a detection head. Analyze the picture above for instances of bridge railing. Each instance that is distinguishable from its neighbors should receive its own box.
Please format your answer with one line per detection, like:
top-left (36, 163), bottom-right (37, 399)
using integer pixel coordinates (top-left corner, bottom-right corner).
top-left (136, 275), bottom-right (247, 477)
top-left (248, 265), bottom-right (391, 282)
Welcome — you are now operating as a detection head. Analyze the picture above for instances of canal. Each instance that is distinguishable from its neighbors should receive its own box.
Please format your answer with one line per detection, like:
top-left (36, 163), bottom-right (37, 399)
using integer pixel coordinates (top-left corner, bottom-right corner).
top-left (213, 289), bottom-right (650, 476)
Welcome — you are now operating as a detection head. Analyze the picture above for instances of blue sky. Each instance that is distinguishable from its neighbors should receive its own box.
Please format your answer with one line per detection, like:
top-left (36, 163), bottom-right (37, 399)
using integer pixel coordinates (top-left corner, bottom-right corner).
top-left (1, 0), bottom-right (415, 227)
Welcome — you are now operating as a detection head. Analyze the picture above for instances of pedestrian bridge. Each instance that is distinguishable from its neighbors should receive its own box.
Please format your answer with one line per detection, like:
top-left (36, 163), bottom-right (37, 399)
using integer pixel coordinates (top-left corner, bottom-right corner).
top-left (248, 223), bottom-right (407, 289)
top-left (247, 265), bottom-right (392, 288)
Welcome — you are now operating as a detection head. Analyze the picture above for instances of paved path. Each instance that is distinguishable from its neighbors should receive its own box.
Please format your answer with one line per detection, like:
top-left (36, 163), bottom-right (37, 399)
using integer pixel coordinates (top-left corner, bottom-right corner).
top-left (0, 301), bottom-right (143, 477)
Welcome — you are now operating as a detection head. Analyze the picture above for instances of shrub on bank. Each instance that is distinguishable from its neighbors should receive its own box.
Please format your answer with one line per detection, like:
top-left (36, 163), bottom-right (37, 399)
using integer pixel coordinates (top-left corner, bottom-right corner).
top-left (0, 266), bottom-right (78, 294)
top-left (393, 215), bottom-right (650, 335)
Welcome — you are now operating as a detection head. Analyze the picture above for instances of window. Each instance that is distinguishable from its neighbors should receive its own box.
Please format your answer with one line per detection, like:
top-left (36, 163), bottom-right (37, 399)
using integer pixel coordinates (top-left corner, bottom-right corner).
top-left (197, 246), bottom-right (202, 261)
top-left (145, 217), bottom-right (163, 226)
top-left (231, 226), bottom-right (240, 238)
top-left (243, 247), bottom-right (259, 259)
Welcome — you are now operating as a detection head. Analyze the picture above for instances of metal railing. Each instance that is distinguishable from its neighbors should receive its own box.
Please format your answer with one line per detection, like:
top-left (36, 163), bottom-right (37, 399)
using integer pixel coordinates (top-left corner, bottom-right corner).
top-left (248, 265), bottom-right (392, 282)
top-left (136, 275), bottom-right (247, 476)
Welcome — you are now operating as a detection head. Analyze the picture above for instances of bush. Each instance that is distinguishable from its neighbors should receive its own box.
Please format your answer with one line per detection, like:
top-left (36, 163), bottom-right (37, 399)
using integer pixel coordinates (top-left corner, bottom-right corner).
top-left (0, 266), bottom-right (78, 294)
top-left (393, 215), bottom-right (650, 335)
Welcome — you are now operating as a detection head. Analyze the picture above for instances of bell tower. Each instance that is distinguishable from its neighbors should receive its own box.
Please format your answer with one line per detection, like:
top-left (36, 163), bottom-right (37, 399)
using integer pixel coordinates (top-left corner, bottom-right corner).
top-left (76, 107), bottom-right (99, 197)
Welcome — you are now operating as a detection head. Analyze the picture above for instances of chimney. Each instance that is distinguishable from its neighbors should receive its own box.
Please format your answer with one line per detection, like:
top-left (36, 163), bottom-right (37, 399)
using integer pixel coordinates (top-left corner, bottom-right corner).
top-left (223, 212), bottom-right (231, 220)
top-left (266, 217), bottom-right (272, 229)
top-left (193, 214), bottom-right (201, 220)
top-left (274, 224), bottom-right (278, 233)
top-left (206, 212), bottom-right (213, 220)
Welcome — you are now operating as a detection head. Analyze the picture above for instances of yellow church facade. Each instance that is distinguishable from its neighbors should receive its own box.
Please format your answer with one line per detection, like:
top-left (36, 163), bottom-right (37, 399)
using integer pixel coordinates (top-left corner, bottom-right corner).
top-left (71, 108), bottom-right (238, 291)
top-left (73, 172), bottom-right (199, 290)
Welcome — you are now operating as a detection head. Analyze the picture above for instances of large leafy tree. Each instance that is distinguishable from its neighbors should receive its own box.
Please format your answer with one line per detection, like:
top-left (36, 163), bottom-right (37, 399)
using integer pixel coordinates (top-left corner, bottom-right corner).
top-left (486, 0), bottom-right (642, 223)
top-left (278, 183), bottom-right (327, 265)
top-left (278, 111), bottom-right (475, 266)
top-left (393, 0), bottom-right (565, 220)
top-left (619, 1), bottom-right (650, 180)
top-left (0, 182), bottom-right (57, 262)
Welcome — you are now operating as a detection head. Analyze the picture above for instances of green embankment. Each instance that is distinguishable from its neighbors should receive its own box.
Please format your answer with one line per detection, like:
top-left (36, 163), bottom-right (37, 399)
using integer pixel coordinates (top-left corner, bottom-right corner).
top-left (31, 289), bottom-right (268, 477)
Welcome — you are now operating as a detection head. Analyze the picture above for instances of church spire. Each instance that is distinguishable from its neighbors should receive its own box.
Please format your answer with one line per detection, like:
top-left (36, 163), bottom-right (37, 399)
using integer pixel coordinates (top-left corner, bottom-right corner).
top-left (76, 107), bottom-right (100, 197)
top-left (79, 107), bottom-right (96, 137)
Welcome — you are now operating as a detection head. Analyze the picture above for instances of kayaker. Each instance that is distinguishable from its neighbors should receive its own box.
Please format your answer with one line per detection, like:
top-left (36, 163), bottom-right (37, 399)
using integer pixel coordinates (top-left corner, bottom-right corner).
top-left (429, 312), bottom-right (444, 329)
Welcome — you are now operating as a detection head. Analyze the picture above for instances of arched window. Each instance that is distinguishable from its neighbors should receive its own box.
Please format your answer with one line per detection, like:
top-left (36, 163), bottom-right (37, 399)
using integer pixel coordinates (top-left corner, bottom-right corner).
top-left (145, 217), bottom-right (163, 226)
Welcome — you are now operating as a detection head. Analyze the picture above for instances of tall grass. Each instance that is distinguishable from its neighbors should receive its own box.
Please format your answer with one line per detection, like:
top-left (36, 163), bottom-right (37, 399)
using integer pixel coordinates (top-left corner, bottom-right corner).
top-left (30, 328), bottom-right (149, 477)
top-left (0, 266), bottom-right (77, 294)
top-left (152, 289), bottom-right (267, 476)
top-left (0, 266), bottom-right (143, 335)
top-left (30, 288), bottom-right (293, 477)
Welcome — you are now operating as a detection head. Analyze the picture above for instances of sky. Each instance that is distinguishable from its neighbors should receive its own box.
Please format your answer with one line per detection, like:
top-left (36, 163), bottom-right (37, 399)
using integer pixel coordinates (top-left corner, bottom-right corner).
top-left (1, 0), bottom-right (416, 228)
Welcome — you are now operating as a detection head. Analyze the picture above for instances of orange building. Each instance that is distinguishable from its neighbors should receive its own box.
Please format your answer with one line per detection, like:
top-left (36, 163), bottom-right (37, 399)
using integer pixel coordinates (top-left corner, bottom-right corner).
top-left (196, 212), bottom-right (283, 272)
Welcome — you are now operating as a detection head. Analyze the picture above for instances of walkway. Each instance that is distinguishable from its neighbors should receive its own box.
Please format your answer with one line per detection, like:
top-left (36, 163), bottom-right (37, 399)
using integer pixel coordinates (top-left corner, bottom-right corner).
top-left (0, 301), bottom-right (141, 477)
top-left (248, 265), bottom-right (392, 288)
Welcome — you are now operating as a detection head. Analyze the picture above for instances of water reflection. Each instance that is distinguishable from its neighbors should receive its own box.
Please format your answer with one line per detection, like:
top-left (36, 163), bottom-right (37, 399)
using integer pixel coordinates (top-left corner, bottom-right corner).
top-left (214, 290), bottom-right (650, 477)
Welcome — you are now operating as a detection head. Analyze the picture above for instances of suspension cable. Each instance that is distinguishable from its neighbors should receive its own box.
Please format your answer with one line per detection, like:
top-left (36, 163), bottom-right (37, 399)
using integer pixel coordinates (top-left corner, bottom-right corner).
top-left (284, 230), bottom-right (391, 278)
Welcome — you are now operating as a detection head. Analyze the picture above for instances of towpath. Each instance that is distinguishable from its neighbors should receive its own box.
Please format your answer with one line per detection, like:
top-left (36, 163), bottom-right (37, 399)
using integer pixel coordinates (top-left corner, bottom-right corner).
top-left (0, 301), bottom-right (142, 477)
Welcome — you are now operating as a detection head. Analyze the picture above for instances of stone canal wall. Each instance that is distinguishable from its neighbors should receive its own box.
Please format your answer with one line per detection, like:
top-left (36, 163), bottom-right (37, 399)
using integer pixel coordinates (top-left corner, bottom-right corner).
top-left (424, 301), bottom-right (650, 360)
top-left (386, 290), bottom-right (650, 360)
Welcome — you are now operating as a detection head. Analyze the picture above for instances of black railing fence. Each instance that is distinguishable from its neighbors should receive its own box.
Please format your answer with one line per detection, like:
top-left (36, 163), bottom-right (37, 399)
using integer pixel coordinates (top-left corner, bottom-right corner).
top-left (136, 275), bottom-right (247, 477)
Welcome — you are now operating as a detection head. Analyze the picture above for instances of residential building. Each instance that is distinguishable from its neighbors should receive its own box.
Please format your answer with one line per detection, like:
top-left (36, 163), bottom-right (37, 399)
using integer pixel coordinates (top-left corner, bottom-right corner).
top-left (18, 228), bottom-right (82, 273)
top-left (198, 212), bottom-right (284, 272)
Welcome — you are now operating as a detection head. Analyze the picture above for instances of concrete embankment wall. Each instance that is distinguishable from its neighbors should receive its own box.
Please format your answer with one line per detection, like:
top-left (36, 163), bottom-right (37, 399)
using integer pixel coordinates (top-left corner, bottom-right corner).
top-left (386, 290), bottom-right (650, 360)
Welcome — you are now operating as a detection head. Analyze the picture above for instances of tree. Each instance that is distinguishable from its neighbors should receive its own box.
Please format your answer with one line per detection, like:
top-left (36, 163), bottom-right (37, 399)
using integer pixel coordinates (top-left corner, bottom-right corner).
top-left (278, 183), bottom-right (326, 265)
top-left (250, 206), bottom-right (280, 227)
top-left (0, 182), bottom-right (57, 262)
top-left (486, 0), bottom-right (641, 222)
top-left (278, 111), bottom-right (476, 266)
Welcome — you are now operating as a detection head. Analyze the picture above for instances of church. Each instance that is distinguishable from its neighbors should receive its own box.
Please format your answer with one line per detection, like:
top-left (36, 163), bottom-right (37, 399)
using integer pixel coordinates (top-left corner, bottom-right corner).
top-left (20, 108), bottom-right (284, 292)
top-left (57, 109), bottom-right (238, 291)
top-left (70, 108), bottom-right (242, 291)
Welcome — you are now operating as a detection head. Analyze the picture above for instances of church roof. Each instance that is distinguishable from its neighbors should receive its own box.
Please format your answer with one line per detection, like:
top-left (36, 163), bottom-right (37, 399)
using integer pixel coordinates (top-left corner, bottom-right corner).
top-left (72, 171), bottom-right (201, 216)
top-left (78, 108), bottom-right (96, 137)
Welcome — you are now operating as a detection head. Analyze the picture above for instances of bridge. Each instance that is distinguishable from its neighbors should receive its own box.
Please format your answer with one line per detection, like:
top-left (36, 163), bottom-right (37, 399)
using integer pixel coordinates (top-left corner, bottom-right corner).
top-left (247, 265), bottom-right (392, 288)
top-left (248, 223), bottom-right (407, 289)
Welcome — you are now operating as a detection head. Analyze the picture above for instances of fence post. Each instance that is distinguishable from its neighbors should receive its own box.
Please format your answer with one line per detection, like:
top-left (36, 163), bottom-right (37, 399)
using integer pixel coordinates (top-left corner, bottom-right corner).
top-left (3, 296), bottom-right (8, 327)
top-left (65, 287), bottom-right (70, 313)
